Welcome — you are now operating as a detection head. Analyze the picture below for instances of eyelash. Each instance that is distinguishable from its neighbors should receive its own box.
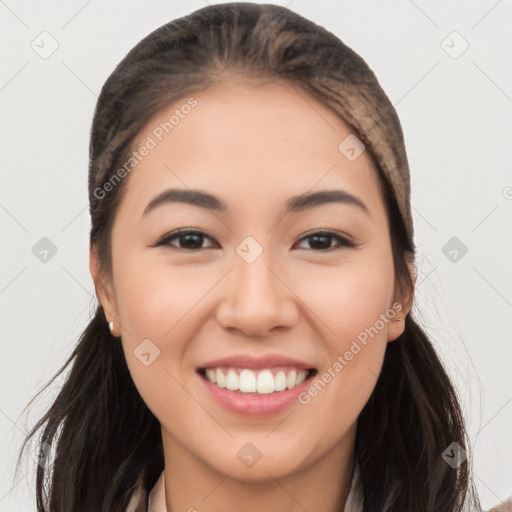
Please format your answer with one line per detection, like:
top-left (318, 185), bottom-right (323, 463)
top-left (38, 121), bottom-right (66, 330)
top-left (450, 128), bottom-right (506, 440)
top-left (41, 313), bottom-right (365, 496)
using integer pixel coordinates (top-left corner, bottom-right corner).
top-left (155, 229), bottom-right (358, 252)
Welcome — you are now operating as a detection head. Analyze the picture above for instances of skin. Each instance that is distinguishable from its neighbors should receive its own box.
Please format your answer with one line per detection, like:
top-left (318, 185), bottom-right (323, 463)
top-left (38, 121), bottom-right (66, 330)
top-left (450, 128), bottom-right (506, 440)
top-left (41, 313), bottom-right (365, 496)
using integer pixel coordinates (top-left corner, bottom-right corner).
top-left (90, 79), bottom-right (414, 512)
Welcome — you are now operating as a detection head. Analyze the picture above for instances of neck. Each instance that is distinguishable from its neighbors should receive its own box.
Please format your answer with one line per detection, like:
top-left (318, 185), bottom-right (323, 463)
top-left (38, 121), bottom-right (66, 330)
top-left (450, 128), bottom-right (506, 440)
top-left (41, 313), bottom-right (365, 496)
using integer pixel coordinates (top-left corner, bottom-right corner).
top-left (161, 424), bottom-right (356, 512)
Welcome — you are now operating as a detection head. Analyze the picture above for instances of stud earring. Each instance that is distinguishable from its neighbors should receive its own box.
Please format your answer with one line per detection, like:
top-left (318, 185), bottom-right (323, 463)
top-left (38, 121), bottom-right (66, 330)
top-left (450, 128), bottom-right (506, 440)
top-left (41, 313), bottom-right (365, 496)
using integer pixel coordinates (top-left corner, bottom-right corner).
top-left (108, 320), bottom-right (120, 337)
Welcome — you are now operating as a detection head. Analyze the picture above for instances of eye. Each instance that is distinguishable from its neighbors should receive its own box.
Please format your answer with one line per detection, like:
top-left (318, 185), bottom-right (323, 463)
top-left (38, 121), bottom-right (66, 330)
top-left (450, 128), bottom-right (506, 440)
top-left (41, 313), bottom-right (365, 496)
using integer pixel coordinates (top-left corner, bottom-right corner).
top-left (294, 230), bottom-right (356, 252)
top-left (156, 229), bottom-right (218, 251)
top-left (155, 229), bottom-right (357, 252)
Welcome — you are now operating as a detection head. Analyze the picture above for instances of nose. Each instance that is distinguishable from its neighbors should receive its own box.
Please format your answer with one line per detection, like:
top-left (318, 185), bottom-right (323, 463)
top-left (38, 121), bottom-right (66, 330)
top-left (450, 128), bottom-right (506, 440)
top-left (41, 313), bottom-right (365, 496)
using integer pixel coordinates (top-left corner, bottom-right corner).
top-left (215, 244), bottom-right (299, 338)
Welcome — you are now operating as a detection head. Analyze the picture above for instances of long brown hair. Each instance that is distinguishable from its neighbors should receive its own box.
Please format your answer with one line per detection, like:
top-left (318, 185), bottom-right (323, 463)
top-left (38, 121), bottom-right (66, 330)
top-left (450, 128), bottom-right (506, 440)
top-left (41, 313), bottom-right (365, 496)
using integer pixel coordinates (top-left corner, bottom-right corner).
top-left (16, 3), bottom-right (480, 510)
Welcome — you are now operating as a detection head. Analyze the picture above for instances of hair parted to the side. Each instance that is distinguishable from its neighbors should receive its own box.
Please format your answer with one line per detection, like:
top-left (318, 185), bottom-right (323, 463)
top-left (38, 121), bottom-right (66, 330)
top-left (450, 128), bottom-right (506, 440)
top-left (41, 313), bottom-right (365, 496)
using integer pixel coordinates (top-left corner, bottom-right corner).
top-left (16, 3), bottom-right (480, 511)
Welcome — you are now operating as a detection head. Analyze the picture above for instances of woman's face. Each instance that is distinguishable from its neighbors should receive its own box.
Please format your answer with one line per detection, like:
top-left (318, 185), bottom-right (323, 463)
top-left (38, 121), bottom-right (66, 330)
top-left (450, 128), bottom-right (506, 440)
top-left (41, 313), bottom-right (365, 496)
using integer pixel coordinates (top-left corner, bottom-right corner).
top-left (91, 80), bottom-right (411, 481)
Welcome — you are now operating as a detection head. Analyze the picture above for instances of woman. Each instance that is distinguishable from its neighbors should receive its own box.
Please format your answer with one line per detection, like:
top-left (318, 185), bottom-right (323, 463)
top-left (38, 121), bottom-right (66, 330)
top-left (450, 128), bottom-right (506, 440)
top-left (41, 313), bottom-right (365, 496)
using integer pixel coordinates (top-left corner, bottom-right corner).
top-left (16, 3), bottom-right (485, 511)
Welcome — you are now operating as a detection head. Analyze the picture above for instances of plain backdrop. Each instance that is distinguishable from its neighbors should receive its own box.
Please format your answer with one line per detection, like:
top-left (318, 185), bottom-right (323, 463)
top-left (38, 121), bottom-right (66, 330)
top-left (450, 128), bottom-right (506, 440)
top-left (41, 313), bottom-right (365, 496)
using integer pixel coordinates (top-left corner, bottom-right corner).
top-left (1, 1), bottom-right (511, 510)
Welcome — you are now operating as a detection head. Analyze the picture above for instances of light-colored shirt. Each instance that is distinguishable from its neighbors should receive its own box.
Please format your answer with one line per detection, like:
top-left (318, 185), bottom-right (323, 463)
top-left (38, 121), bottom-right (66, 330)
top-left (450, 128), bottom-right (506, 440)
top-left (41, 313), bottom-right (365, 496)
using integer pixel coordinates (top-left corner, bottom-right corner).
top-left (126, 462), bottom-right (362, 511)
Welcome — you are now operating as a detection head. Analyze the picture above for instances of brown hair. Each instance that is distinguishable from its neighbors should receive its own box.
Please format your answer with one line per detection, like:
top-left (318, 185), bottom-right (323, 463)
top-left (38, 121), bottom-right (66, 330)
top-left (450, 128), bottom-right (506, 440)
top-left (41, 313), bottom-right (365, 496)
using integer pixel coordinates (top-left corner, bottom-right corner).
top-left (16, 3), bottom-right (480, 511)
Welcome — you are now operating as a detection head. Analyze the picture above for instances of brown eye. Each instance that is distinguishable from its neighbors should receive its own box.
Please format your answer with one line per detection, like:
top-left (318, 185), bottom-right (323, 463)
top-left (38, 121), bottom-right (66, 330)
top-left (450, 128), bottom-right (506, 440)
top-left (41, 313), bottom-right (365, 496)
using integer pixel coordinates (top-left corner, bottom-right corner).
top-left (295, 231), bottom-right (356, 251)
top-left (155, 229), bottom-right (356, 252)
top-left (157, 230), bottom-right (218, 250)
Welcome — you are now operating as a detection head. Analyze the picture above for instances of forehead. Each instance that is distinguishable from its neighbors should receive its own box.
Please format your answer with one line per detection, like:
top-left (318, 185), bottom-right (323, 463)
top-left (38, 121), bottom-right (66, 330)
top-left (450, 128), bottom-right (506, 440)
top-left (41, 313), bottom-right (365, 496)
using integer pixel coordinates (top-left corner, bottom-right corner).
top-left (120, 79), bottom-right (385, 221)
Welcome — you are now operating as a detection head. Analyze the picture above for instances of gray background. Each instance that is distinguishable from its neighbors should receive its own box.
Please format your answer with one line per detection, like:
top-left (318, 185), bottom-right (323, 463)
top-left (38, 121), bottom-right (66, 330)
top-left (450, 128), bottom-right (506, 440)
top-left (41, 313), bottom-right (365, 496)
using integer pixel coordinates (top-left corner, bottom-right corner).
top-left (1, 0), bottom-right (511, 509)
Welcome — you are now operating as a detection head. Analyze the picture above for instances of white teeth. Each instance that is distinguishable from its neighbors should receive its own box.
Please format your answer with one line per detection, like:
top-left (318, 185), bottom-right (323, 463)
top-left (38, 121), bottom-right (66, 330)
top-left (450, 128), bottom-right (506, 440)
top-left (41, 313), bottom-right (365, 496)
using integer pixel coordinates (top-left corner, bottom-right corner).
top-left (257, 370), bottom-right (274, 394)
top-left (215, 368), bottom-right (226, 388)
top-left (274, 371), bottom-right (287, 391)
top-left (239, 369), bottom-right (256, 392)
top-left (203, 367), bottom-right (310, 394)
top-left (206, 368), bottom-right (216, 384)
top-left (225, 370), bottom-right (238, 391)
top-left (286, 370), bottom-right (297, 390)
top-left (296, 371), bottom-right (306, 385)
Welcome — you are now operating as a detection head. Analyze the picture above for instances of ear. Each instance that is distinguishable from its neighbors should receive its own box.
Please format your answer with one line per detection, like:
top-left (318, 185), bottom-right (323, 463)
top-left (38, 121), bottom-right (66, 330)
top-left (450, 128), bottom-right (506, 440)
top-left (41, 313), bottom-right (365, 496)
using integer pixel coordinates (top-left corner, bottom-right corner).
top-left (387, 254), bottom-right (416, 342)
top-left (89, 243), bottom-right (118, 325)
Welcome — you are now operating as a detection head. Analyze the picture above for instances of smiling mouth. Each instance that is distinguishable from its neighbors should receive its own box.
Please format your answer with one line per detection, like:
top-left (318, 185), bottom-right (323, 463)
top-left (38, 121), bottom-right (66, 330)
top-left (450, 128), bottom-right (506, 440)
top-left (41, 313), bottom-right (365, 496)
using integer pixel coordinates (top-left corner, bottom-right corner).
top-left (197, 366), bottom-right (317, 395)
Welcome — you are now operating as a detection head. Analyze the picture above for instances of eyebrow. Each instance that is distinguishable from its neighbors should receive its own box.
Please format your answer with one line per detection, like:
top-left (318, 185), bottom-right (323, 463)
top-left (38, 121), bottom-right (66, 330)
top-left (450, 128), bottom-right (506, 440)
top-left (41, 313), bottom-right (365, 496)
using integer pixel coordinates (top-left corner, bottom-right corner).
top-left (142, 188), bottom-right (370, 217)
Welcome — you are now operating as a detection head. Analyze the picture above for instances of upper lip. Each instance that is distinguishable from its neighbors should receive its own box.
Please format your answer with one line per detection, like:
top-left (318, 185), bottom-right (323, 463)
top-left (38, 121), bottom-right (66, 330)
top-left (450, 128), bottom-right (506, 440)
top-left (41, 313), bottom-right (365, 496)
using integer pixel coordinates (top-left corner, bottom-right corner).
top-left (198, 354), bottom-right (315, 370)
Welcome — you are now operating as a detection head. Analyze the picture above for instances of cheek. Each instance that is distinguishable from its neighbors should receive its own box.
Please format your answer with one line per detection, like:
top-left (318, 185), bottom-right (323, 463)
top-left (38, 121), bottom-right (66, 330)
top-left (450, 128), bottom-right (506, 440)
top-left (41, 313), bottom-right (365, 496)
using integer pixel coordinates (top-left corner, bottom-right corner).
top-left (115, 257), bottom-right (214, 342)
top-left (113, 258), bottom-right (217, 413)
top-left (292, 250), bottom-right (395, 436)
top-left (295, 253), bottom-right (395, 352)
top-left (295, 254), bottom-right (393, 398)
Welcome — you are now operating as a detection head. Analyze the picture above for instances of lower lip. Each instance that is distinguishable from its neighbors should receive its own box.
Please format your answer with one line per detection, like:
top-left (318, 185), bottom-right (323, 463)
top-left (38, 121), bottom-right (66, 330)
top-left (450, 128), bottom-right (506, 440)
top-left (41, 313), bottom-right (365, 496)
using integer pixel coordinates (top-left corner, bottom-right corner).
top-left (198, 371), bottom-right (314, 416)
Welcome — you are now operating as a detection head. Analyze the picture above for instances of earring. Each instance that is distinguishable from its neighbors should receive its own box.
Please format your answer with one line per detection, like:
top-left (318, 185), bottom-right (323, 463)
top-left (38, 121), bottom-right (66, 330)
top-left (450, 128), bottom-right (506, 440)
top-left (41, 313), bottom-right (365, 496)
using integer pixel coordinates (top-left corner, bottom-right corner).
top-left (108, 320), bottom-right (120, 337)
